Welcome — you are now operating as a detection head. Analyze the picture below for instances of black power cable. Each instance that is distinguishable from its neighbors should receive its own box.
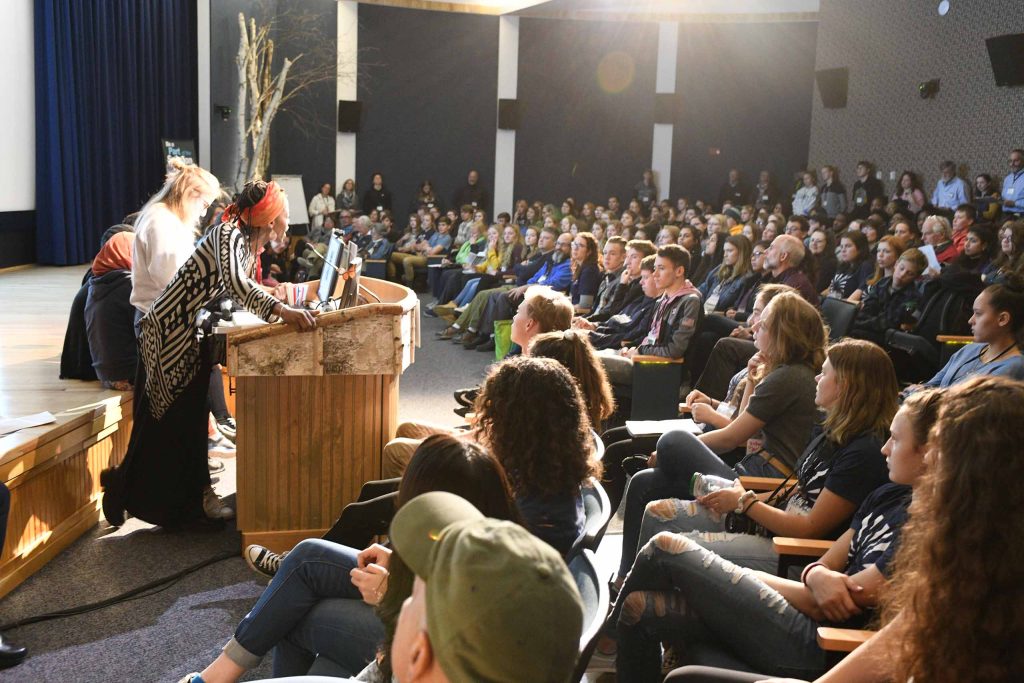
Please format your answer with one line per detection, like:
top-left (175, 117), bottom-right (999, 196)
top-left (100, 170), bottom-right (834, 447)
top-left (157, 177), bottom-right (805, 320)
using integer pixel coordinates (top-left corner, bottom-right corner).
top-left (0, 549), bottom-right (238, 632)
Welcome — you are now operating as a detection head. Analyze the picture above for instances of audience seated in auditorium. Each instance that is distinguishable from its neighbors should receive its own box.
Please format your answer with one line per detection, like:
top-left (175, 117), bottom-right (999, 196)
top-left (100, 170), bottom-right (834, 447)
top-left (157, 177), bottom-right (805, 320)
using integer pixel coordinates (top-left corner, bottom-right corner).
top-left (583, 254), bottom-right (659, 353)
top-left (848, 234), bottom-right (904, 303)
top-left (698, 234), bottom-right (754, 316)
top-left (850, 248), bottom-right (926, 345)
top-left (617, 379), bottom-right (926, 682)
top-left (826, 230), bottom-right (873, 301)
top-left (760, 235), bottom-right (819, 304)
top-left (892, 170), bottom-right (927, 214)
top-left (902, 282), bottom-right (1024, 394)
top-left (186, 436), bottom-right (522, 682)
top-left (615, 291), bottom-right (830, 583)
top-left (599, 244), bottom-right (702, 387)
top-left (921, 214), bottom-right (957, 267)
top-left (585, 236), bottom-right (628, 320)
top-left (528, 329), bottom-right (616, 433)
top-left (682, 375), bottom-right (1024, 683)
top-left (985, 219), bottom-right (1024, 285)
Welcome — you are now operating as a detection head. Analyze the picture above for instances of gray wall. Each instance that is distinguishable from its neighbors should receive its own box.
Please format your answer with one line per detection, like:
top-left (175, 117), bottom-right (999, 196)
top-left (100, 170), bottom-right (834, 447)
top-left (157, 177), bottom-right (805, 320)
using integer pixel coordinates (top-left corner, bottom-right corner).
top-left (809, 0), bottom-right (1024, 196)
top-left (357, 5), bottom-right (499, 218)
top-left (671, 21), bottom-right (818, 204)
top-left (514, 18), bottom-right (658, 205)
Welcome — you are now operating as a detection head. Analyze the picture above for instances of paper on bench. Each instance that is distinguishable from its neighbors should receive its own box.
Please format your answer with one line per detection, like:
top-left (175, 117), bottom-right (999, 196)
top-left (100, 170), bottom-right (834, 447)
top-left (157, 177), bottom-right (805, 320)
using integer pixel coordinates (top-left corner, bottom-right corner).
top-left (0, 411), bottom-right (56, 436)
top-left (625, 418), bottom-right (702, 437)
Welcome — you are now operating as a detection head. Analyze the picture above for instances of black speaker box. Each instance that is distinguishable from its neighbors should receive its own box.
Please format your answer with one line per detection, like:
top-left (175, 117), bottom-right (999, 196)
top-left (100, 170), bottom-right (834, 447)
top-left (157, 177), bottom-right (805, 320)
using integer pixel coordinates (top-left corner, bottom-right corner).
top-left (986, 34), bottom-right (1024, 87)
top-left (815, 67), bottom-right (849, 109)
top-left (654, 94), bottom-right (677, 123)
top-left (338, 100), bottom-right (362, 132)
top-left (498, 99), bottom-right (519, 130)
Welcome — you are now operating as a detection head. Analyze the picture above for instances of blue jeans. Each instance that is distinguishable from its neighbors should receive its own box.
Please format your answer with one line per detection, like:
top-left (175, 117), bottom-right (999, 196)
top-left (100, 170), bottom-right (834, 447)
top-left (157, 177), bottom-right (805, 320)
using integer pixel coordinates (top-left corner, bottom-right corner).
top-left (618, 429), bottom-right (786, 576)
top-left (614, 532), bottom-right (824, 682)
top-left (226, 539), bottom-right (385, 677)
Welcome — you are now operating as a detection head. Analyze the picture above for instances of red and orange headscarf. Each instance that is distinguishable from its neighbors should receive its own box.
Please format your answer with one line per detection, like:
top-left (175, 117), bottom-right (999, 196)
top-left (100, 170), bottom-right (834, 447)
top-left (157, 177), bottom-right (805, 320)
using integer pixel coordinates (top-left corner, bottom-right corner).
top-left (92, 231), bottom-right (135, 276)
top-left (221, 181), bottom-right (286, 228)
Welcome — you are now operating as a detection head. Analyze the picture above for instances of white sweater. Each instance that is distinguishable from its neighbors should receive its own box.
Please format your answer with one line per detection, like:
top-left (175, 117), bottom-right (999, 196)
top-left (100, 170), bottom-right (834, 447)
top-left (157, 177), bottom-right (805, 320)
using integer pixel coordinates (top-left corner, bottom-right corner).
top-left (130, 203), bottom-right (197, 313)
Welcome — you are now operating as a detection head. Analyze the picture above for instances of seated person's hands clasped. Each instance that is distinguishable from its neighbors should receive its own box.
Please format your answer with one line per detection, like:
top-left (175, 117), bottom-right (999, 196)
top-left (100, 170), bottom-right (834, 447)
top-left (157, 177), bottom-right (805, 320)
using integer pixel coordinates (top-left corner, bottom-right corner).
top-left (803, 564), bottom-right (865, 623)
top-left (350, 543), bottom-right (392, 606)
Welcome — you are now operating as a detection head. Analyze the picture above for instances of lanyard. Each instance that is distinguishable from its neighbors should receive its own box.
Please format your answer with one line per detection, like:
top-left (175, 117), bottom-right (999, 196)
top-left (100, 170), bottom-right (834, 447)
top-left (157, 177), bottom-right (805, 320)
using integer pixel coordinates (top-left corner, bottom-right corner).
top-left (949, 343), bottom-right (1016, 385)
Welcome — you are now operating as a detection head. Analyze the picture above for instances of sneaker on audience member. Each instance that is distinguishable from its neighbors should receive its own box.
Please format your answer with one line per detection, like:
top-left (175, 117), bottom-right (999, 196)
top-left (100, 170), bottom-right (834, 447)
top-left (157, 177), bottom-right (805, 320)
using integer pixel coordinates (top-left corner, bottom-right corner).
top-left (245, 544), bottom-right (288, 578)
top-left (461, 332), bottom-right (483, 349)
top-left (208, 456), bottom-right (225, 474)
top-left (476, 338), bottom-right (496, 352)
top-left (208, 432), bottom-right (236, 454)
top-left (216, 416), bottom-right (237, 440)
top-left (423, 305), bottom-right (439, 318)
top-left (202, 487), bottom-right (234, 520)
top-left (437, 326), bottom-right (460, 340)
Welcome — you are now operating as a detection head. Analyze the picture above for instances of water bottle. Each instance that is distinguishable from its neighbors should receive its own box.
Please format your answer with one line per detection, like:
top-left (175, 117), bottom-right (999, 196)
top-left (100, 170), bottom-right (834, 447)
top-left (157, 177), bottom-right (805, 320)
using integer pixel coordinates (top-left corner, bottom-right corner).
top-left (690, 473), bottom-right (736, 497)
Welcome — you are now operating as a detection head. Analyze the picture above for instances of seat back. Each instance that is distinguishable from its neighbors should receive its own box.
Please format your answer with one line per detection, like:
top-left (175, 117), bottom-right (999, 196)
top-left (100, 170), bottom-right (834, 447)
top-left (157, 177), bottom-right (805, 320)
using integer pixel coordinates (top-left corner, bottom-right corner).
top-left (329, 491), bottom-right (399, 549)
top-left (580, 479), bottom-right (612, 553)
top-left (821, 297), bottom-right (859, 341)
top-left (630, 359), bottom-right (685, 419)
top-left (568, 549), bottom-right (610, 683)
top-left (358, 477), bottom-right (401, 502)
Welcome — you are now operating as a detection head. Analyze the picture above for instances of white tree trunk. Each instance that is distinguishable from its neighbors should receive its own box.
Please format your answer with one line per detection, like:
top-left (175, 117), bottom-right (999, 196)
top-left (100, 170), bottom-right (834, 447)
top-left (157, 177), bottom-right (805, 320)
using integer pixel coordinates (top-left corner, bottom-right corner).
top-left (233, 13), bottom-right (251, 191)
top-left (247, 57), bottom-right (292, 183)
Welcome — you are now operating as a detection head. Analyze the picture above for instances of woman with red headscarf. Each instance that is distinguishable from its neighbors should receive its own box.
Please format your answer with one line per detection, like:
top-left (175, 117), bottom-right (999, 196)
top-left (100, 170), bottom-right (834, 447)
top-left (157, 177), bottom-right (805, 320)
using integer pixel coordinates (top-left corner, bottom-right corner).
top-left (101, 179), bottom-right (316, 529)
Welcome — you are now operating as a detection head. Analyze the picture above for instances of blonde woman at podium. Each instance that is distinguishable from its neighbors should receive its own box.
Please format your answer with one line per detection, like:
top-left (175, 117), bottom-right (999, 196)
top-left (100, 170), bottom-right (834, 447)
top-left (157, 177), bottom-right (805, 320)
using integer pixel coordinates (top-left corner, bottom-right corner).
top-left (101, 179), bottom-right (316, 530)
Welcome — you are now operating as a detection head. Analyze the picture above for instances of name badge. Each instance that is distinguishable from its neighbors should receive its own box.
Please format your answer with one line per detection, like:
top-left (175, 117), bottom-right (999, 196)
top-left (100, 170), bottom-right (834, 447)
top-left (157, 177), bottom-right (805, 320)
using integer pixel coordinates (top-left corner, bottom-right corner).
top-left (377, 205), bottom-right (383, 211)
top-left (1008, 188), bottom-right (1016, 197)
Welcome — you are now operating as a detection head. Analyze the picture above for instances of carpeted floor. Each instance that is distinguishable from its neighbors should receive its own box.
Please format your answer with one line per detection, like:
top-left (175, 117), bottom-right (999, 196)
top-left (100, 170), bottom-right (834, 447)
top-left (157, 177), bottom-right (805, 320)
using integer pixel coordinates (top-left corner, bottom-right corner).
top-left (0, 294), bottom-right (496, 683)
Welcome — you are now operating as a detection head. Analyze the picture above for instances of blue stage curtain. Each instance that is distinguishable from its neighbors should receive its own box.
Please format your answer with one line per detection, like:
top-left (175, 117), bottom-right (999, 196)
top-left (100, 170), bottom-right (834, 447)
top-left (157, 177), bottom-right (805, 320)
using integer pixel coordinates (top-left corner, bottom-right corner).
top-left (34, 0), bottom-right (197, 265)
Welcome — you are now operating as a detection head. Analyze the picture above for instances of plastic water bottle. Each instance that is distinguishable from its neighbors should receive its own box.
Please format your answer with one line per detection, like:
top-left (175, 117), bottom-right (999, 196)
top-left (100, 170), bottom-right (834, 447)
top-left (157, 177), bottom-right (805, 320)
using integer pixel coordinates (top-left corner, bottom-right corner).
top-left (690, 473), bottom-right (736, 497)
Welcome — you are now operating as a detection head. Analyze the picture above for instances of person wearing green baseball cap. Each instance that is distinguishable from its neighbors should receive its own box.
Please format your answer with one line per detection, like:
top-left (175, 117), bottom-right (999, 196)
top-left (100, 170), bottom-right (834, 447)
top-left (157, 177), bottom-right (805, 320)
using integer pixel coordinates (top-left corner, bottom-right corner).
top-left (246, 490), bottom-right (584, 683)
top-left (388, 490), bottom-right (584, 683)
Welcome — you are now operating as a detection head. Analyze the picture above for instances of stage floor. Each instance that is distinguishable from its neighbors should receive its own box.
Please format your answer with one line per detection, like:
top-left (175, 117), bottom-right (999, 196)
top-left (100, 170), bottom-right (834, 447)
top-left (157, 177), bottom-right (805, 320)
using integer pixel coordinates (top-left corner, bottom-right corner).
top-left (0, 265), bottom-right (124, 464)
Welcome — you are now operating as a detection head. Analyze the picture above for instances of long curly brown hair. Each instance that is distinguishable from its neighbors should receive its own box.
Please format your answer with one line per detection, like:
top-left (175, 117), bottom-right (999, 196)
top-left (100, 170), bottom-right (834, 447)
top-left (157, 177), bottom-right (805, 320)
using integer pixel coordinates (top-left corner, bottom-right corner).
top-left (881, 375), bottom-right (1024, 683)
top-left (474, 356), bottom-right (600, 498)
top-left (528, 329), bottom-right (615, 429)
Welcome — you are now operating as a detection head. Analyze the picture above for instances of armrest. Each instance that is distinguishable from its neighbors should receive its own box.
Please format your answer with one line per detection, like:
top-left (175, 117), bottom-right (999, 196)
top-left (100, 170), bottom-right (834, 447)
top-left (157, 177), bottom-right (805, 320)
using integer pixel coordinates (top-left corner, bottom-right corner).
top-left (739, 476), bottom-right (785, 491)
top-left (936, 335), bottom-right (972, 344)
top-left (816, 627), bottom-right (875, 653)
top-left (363, 259), bottom-right (387, 264)
top-left (773, 537), bottom-right (833, 558)
top-left (632, 355), bottom-right (685, 364)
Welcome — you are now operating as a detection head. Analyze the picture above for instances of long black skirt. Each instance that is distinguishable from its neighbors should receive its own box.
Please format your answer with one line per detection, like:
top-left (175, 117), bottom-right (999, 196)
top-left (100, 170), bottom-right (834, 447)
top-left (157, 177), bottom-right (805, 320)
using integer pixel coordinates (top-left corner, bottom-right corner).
top-left (109, 338), bottom-right (213, 528)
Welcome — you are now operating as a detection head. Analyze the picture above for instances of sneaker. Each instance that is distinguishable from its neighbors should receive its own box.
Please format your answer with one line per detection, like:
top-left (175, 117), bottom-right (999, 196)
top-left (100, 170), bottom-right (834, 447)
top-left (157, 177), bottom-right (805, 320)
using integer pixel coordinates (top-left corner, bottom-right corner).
top-left (461, 332), bottom-right (483, 349)
top-left (436, 326), bottom-right (460, 340)
top-left (177, 674), bottom-right (202, 683)
top-left (453, 388), bottom-right (478, 407)
top-left (454, 304), bottom-right (467, 314)
top-left (216, 416), bottom-right (237, 440)
top-left (423, 305), bottom-right (439, 318)
top-left (245, 544), bottom-right (288, 578)
top-left (208, 456), bottom-right (226, 474)
top-left (203, 487), bottom-right (235, 520)
top-left (476, 338), bottom-right (496, 352)
top-left (208, 433), bottom-right (236, 454)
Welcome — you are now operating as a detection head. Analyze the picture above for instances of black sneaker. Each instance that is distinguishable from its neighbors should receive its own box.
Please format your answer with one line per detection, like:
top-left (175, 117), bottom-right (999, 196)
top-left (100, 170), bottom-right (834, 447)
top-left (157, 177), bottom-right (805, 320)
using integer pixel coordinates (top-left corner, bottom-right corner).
top-left (208, 457), bottom-right (226, 474)
top-left (423, 306), bottom-right (439, 318)
top-left (476, 338), bottom-right (496, 352)
top-left (245, 544), bottom-right (288, 579)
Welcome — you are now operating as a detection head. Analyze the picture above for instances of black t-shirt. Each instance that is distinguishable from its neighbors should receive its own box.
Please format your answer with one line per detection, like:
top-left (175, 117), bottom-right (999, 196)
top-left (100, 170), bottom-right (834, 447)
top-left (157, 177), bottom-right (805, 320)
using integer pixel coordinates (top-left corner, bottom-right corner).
top-left (828, 260), bottom-right (872, 299)
top-left (790, 428), bottom-right (890, 528)
top-left (846, 482), bottom-right (912, 577)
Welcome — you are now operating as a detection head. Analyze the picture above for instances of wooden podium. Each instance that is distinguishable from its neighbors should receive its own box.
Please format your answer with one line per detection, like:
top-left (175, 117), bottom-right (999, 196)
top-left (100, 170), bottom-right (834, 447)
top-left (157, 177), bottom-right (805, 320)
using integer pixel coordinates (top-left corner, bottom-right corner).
top-left (223, 277), bottom-right (419, 552)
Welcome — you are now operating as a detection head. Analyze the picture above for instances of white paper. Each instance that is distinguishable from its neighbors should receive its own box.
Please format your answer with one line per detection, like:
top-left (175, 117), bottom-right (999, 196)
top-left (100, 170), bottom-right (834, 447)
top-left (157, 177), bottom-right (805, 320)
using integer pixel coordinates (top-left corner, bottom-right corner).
top-left (919, 244), bottom-right (942, 273)
top-left (625, 418), bottom-right (702, 437)
top-left (0, 411), bottom-right (56, 436)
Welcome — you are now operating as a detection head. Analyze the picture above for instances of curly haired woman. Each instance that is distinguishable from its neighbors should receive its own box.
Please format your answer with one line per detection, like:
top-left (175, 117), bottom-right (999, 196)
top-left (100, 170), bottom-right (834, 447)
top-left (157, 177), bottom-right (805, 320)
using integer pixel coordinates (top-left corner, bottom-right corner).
top-left (474, 355), bottom-right (602, 555)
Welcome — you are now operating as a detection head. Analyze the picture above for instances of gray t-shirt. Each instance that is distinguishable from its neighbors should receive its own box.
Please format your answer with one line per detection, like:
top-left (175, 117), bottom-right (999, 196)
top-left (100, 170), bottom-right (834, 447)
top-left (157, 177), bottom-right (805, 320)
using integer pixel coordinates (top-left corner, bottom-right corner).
top-left (744, 363), bottom-right (818, 470)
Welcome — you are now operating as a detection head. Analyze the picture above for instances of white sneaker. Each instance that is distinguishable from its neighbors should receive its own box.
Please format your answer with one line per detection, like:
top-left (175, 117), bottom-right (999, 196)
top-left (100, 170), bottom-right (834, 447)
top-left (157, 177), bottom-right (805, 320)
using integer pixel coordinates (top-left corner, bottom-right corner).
top-left (203, 487), bottom-right (235, 520)
top-left (208, 432), bottom-right (236, 454)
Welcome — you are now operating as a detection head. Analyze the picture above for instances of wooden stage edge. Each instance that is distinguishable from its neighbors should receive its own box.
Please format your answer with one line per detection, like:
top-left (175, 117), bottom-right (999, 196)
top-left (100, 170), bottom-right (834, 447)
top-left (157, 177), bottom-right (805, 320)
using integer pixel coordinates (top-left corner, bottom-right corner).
top-left (0, 265), bottom-right (132, 599)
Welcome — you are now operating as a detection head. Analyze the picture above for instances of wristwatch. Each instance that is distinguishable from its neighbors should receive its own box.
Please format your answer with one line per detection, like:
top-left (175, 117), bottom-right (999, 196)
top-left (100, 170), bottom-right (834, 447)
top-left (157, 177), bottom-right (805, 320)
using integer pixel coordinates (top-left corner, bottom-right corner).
top-left (735, 490), bottom-right (758, 514)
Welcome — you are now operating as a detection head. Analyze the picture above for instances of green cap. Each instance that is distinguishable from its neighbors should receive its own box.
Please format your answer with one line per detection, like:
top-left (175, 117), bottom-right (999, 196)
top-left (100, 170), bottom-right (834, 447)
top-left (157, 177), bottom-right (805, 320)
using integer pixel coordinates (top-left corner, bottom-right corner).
top-left (390, 491), bottom-right (584, 683)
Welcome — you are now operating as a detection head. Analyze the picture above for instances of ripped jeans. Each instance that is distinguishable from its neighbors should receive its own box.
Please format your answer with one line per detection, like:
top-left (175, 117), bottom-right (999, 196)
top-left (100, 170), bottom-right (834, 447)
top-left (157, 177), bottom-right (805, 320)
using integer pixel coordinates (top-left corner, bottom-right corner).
top-left (618, 429), bottom-right (788, 576)
top-left (635, 498), bottom-right (785, 574)
top-left (614, 532), bottom-right (825, 682)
